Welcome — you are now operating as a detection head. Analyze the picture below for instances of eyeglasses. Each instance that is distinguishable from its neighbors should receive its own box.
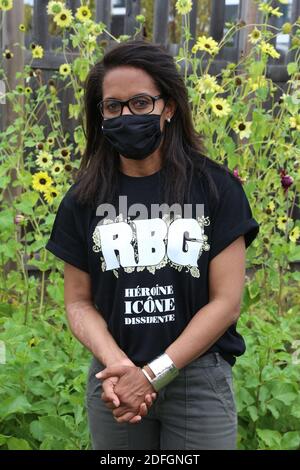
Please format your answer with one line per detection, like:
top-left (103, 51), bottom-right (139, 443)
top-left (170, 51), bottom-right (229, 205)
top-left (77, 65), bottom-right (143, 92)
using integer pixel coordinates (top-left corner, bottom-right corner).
top-left (98, 93), bottom-right (165, 119)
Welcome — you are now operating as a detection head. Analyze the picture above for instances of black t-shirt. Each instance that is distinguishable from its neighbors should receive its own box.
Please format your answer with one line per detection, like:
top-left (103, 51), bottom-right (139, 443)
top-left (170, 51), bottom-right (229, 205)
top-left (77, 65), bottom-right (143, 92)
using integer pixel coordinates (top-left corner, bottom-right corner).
top-left (45, 161), bottom-right (259, 367)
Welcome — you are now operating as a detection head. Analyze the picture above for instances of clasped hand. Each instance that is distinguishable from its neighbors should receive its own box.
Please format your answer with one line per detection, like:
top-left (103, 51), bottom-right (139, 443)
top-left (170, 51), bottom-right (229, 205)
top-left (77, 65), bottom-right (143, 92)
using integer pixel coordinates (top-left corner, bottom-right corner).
top-left (95, 364), bottom-right (157, 424)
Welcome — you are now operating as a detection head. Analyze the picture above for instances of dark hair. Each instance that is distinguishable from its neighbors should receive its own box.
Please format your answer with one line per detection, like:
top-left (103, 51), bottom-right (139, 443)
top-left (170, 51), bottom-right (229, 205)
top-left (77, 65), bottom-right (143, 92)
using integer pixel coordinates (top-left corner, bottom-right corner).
top-left (73, 39), bottom-right (234, 208)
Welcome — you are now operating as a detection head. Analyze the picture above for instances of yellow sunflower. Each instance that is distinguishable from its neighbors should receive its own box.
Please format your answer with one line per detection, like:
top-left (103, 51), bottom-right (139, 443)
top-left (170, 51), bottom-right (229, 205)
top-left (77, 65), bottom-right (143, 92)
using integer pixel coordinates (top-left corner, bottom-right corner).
top-left (259, 41), bottom-right (280, 59)
top-left (258, 4), bottom-right (283, 17)
top-left (43, 187), bottom-right (59, 204)
top-left (36, 151), bottom-right (53, 169)
top-left (276, 216), bottom-right (293, 231)
top-left (76, 5), bottom-right (92, 22)
top-left (270, 7), bottom-right (283, 17)
top-left (31, 44), bottom-right (44, 59)
top-left (47, 136), bottom-right (55, 146)
top-left (282, 22), bottom-right (292, 34)
top-left (51, 162), bottom-right (64, 175)
top-left (210, 98), bottom-right (231, 118)
top-left (289, 116), bottom-right (300, 131)
top-left (175, 0), bottom-right (192, 15)
top-left (90, 22), bottom-right (105, 36)
top-left (0, 0), bottom-right (13, 11)
top-left (3, 49), bottom-right (13, 59)
top-left (193, 36), bottom-right (219, 56)
top-left (54, 7), bottom-right (73, 28)
top-left (289, 226), bottom-right (300, 243)
top-left (59, 63), bottom-right (71, 76)
top-left (266, 201), bottom-right (275, 214)
top-left (75, 87), bottom-right (84, 98)
top-left (233, 121), bottom-right (252, 139)
top-left (47, 1), bottom-right (64, 16)
top-left (64, 163), bottom-right (73, 172)
top-left (60, 147), bottom-right (70, 158)
top-left (19, 23), bottom-right (26, 32)
top-left (25, 87), bottom-right (32, 95)
top-left (32, 172), bottom-right (53, 192)
top-left (28, 337), bottom-right (39, 347)
top-left (248, 28), bottom-right (261, 45)
top-left (87, 34), bottom-right (97, 52)
top-left (196, 74), bottom-right (223, 94)
top-left (248, 76), bottom-right (268, 92)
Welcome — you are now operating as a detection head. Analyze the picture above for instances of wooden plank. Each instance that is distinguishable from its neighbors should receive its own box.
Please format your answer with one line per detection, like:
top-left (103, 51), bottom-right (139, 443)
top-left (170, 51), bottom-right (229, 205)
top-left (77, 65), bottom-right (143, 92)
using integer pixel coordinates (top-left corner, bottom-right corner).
top-left (124, 0), bottom-right (141, 36)
top-left (237, 0), bottom-right (259, 60)
top-left (24, 50), bottom-right (79, 69)
top-left (68, 0), bottom-right (81, 11)
top-left (210, 0), bottom-right (225, 42)
top-left (96, 0), bottom-right (112, 31)
top-left (153, 0), bottom-right (169, 47)
top-left (1, 0), bottom-right (25, 274)
top-left (181, 0), bottom-right (197, 49)
top-left (189, 0), bottom-right (198, 48)
top-left (33, 0), bottom-right (50, 50)
top-left (288, 0), bottom-right (300, 62)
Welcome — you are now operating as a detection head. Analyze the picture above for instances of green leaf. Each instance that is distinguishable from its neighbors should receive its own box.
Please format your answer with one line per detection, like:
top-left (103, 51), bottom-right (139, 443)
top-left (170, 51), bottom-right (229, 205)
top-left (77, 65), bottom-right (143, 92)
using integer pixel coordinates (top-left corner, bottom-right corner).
top-left (248, 405), bottom-right (258, 422)
top-left (72, 57), bottom-right (90, 82)
top-left (275, 392), bottom-right (297, 405)
top-left (248, 281), bottom-right (260, 299)
top-left (0, 395), bottom-right (31, 419)
top-left (249, 61), bottom-right (265, 78)
top-left (281, 431), bottom-right (300, 450)
top-left (15, 191), bottom-right (40, 214)
top-left (256, 429), bottom-right (282, 449)
top-left (7, 437), bottom-right (31, 450)
top-left (38, 416), bottom-right (72, 440)
top-left (0, 434), bottom-right (10, 445)
top-left (287, 62), bottom-right (298, 75)
top-left (30, 420), bottom-right (44, 442)
top-left (266, 403), bottom-right (280, 419)
top-left (291, 402), bottom-right (300, 419)
top-left (288, 245), bottom-right (300, 262)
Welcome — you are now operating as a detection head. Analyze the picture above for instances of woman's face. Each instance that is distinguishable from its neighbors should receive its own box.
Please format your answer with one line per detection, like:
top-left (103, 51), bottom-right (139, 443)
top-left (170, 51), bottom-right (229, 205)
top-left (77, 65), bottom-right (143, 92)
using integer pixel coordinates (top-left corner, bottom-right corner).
top-left (102, 66), bottom-right (175, 132)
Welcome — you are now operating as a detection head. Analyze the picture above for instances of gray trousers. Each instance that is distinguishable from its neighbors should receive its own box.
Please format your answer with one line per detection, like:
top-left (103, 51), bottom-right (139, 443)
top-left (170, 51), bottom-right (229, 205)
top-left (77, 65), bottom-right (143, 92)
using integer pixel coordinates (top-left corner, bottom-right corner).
top-left (86, 352), bottom-right (238, 450)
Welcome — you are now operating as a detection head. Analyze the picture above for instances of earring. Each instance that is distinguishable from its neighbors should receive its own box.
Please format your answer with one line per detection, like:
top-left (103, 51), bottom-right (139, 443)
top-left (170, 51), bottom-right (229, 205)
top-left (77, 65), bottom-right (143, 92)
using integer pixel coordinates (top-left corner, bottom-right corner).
top-left (167, 117), bottom-right (171, 123)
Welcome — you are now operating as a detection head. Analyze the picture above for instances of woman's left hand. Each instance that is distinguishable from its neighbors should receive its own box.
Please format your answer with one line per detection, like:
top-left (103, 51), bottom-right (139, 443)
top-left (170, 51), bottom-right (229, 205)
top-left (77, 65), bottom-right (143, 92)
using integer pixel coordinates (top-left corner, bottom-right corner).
top-left (96, 365), bottom-right (156, 423)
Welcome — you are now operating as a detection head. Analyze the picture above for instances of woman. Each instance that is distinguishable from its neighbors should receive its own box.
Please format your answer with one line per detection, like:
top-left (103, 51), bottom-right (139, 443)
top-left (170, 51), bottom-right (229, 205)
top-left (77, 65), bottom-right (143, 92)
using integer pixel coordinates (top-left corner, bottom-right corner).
top-left (46, 39), bottom-right (259, 450)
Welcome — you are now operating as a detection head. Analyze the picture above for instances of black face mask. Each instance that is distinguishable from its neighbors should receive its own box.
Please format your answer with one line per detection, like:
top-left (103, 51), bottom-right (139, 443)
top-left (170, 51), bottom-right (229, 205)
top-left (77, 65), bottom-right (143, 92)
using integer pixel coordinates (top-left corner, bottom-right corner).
top-left (101, 113), bottom-right (163, 160)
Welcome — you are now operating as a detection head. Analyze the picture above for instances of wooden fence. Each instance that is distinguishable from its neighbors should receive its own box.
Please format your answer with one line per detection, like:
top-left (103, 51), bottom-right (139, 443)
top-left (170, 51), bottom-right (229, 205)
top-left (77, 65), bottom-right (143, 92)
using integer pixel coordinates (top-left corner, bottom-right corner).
top-left (2, 0), bottom-right (300, 76)
top-left (1, 0), bottom-right (299, 272)
top-left (1, 0), bottom-right (300, 134)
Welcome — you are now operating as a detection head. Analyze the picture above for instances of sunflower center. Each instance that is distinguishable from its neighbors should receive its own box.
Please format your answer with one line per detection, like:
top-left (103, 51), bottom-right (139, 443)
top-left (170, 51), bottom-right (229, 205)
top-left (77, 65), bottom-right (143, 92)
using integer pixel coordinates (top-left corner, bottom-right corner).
top-left (216, 104), bottom-right (223, 110)
top-left (205, 44), bottom-right (211, 49)
top-left (40, 178), bottom-right (46, 185)
top-left (239, 123), bottom-right (246, 131)
top-left (61, 14), bottom-right (67, 20)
